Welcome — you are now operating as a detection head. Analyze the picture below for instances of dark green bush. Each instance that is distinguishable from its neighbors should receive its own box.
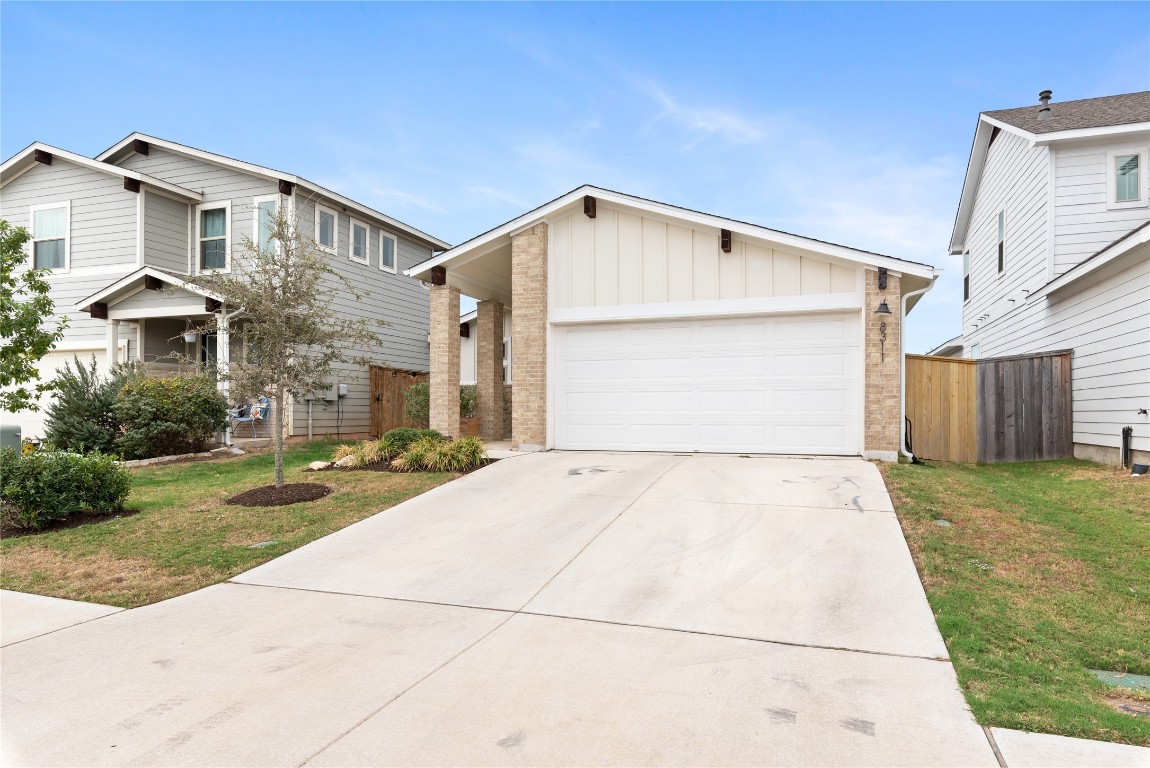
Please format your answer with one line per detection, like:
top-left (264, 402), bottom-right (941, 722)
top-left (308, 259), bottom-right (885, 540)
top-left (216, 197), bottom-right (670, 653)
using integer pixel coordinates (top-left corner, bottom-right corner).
top-left (43, 356), bottom-right (135, 454)
top-left (112, 374), bottom-right (228, 459)
top-left (0, 447), bottom-right (132, 529)
top-left (403, 383), bottom-right (478, 428)
top-left (380, 427), bottom-right (444, 459)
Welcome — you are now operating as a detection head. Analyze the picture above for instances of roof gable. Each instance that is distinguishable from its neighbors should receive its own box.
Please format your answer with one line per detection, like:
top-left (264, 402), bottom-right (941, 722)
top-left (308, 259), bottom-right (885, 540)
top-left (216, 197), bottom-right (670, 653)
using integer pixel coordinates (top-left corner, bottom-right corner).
top-left (1, 143), bottom-right (202, 202)
top-left (97, 133), bottom-right (450, 250)
top-left (985, 91), bottom-right (1150, 135)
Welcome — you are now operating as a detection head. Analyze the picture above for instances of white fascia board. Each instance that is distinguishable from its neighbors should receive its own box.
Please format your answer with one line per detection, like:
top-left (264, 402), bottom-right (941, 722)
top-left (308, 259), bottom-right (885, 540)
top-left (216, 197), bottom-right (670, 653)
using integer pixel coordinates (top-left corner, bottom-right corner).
top-left (97, 133), bottom-right (450, 251)
top-left (949, 118), bottom-right (996, 255)
top-left (73, 266), bottom-right (221, 312)
top-left (1, 142), bottom-right (202, 202)
top-left (409, 185), bottom-right (936, 281)
top-left (460, 310), bottom-right (478, 323)
top-left (1030, 224), bottom-right (1150, 301)
top-left (1031, 122), bottom-right (1150, 146)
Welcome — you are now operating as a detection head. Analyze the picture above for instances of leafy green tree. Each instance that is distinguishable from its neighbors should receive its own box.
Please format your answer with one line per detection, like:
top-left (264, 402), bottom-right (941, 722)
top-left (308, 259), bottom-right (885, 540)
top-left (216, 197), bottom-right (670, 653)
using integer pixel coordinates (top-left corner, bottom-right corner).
top-left (194, 211), bottom-right (383, 487)
top-left (0, 220), bottom-right (68, 412)
top-left (43, 356), bottom-right (136, 453)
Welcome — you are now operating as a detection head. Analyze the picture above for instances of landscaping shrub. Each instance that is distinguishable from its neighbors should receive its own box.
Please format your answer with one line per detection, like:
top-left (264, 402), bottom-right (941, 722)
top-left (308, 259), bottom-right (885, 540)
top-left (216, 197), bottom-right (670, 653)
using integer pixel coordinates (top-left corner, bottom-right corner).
top-left (112, 374), bottom-right (228, 459)
top-left (403, 384), bottom-right (478, 429)
top-left (392, 436), bottom-right (487, 473)
top-left (0, 447), bottom-right (132, 530)
top-left (380, 427), bottom-right (444, 459)
top-left (333, 440), bottom-right (386, 466)
top-left (43, 356), bottom-right (136, 454)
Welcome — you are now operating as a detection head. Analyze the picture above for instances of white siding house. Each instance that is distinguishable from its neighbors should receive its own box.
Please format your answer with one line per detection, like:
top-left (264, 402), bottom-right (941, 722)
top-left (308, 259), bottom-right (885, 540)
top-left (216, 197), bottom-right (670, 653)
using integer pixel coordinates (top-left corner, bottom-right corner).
top-left (1, 135), bottom-right (449, 441)
top-left (949, 91), bottom-right (1150, 464)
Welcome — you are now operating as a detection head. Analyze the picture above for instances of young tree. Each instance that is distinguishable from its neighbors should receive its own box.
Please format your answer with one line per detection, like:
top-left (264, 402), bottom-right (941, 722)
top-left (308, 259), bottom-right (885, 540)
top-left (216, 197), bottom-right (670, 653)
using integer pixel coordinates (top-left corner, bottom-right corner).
top-left (194, 211), bottom-right (383, 487)
top-left (0, 220), bottom-right (68, 413)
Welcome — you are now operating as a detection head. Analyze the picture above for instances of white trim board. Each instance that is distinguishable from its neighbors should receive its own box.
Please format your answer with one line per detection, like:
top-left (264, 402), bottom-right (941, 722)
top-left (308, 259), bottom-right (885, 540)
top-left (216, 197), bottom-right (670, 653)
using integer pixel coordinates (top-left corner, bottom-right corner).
top-left (549, 293), bottom-right (863, 325)
top-left (1, 142), bottom-right (202, 202)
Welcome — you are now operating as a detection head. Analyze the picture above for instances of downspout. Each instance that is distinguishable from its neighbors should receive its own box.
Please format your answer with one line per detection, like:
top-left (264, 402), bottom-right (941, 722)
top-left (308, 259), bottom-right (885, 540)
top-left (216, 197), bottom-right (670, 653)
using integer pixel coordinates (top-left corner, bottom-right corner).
top-left (220, 305), bottom-right (245, 446)
top-left (900, 275), bottom-right (940, 462)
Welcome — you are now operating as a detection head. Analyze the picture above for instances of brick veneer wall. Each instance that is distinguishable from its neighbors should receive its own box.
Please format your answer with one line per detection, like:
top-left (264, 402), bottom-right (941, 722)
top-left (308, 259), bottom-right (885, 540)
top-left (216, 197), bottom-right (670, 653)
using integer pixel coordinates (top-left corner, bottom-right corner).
top-left (429, 283), bottom-right (461, 439)
top-left (476, 300), bottom-right (505, 441)
top-left (863, 269), bottom-right (901, 460)
top-left (502, 384), bottom-right (513, 440)
top-left (510, 223), bottom-right (548, 450)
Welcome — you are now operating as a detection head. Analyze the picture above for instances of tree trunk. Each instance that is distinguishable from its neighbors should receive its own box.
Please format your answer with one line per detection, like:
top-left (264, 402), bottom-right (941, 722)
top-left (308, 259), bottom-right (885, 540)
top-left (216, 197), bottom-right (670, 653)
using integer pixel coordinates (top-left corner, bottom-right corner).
top-left (274, 382), bottom-right (286, 488)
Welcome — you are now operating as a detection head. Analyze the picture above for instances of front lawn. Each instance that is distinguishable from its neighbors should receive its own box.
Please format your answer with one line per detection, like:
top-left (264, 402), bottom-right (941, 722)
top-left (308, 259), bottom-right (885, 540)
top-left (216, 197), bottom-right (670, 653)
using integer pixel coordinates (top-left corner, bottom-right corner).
top-left (880, 459), bottom-right (1150, 746)
top-left (0, 442), bottom-right (456, 608)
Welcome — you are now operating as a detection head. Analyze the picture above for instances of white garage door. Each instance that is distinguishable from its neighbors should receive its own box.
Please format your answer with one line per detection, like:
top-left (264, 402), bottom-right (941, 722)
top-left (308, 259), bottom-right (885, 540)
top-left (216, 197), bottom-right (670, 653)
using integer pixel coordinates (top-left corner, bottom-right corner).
top-left (552, 313), bottom-right (862, 454)
top-left (0, 349), bottom-right (110, 441)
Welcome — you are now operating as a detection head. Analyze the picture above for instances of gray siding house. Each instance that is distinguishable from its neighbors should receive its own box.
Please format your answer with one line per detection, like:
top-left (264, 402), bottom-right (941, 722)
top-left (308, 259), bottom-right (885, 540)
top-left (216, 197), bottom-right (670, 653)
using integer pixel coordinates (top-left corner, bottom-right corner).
top-left (0, 134), bottom-right (449, 440)
top-left (948, 91), bottom-right (1149, 465)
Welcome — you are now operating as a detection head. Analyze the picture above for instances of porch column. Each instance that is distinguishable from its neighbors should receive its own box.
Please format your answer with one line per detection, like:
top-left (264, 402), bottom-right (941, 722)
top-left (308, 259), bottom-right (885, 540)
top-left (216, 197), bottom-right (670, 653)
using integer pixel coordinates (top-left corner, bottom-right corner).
top-left (217, 312), bottom-right (231, 401)
top-left (510, 222), bottom-right (548, 451)
top-left (429, 283), bottom-right (461, 438)
top-left (476, 300), bottom-right (505, 441)
top-left (104, 320), bottom-right (120, 375)
top-left (863, 268), bottom-right (902, 461)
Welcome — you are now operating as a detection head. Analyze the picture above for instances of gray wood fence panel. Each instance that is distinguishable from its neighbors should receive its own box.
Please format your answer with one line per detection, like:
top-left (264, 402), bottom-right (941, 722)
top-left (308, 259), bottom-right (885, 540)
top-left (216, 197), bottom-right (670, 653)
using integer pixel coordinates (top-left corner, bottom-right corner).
top-left (976, 351), bottom-right (1073, 463)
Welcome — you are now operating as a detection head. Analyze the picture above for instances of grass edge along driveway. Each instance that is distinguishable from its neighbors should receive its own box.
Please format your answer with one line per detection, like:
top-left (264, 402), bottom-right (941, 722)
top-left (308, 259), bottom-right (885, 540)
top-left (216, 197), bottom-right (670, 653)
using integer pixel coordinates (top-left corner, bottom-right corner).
top-left (1, 442), bottom-right (456, 608)
top-left (879, 458), bottom-right (1150, 747)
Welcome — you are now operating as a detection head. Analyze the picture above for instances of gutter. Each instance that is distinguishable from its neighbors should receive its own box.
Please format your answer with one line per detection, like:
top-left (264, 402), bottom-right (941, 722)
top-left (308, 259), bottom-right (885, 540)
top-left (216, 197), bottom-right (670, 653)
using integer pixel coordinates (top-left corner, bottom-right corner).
top-left (901, 276), bottom-right (940, 463)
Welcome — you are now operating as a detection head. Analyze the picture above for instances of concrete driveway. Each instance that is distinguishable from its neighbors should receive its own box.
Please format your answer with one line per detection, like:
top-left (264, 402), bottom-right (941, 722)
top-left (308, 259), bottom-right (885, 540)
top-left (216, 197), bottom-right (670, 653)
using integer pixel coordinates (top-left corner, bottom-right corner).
top-left (1, 452), bottom-right (999, 766)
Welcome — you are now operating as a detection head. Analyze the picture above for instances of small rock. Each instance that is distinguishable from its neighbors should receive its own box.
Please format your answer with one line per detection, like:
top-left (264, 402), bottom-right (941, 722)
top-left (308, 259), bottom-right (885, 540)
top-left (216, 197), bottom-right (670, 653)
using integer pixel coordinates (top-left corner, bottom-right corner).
top-left (334, 455), bottom-right (358, 468)
top-left (249, 541), bottom-right (277, 549)
top-left (934, 519), bottom-right (952, 527)
top-left (308, 460), bottom-right (331, 471)
top-left (227, 447), bottom-right (246, 456)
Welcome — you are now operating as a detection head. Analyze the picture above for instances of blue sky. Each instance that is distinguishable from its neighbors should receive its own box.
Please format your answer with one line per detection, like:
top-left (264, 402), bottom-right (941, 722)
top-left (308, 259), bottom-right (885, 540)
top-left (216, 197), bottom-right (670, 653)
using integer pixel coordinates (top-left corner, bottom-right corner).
top-left (3, 2), bottom-right (1147, 351)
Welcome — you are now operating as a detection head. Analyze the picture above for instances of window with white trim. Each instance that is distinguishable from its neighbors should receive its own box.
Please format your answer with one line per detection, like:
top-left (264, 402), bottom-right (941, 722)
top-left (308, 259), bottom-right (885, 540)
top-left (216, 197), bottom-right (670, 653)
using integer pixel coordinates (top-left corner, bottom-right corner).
top-left (316, 204), bottom-right (337, 253)
top-left (197, 201), bottom-right (231, 271)
top-left (970, 343), bottom-right (980, 360)
top-left (1106, 148), bottom-right (1147, 209)
top-left (350, 218), bottom-right (369, 264)
top-left (996, 210), bottom-right (1005, 274)
top-left (29, 202), bottom-right (70, 271)
top-left (379, 231), bottom-right (397, 273)
top-left (253, 195), bottom-right (278, 254)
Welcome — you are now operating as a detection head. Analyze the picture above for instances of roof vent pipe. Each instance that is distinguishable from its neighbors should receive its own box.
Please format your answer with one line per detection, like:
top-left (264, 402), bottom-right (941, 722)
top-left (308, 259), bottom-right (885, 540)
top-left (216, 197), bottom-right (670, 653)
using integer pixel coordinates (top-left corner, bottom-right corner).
top-left (1038, 90), bottom-right (1053, 120)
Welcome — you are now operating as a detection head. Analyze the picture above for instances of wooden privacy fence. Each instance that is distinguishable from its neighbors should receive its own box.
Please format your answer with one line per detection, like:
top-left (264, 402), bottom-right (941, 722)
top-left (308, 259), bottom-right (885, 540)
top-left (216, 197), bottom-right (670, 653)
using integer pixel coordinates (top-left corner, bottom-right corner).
top-left (369, 366), bottom-right (428, 437)
top-left (905, 350), bottom-right (1073, 464)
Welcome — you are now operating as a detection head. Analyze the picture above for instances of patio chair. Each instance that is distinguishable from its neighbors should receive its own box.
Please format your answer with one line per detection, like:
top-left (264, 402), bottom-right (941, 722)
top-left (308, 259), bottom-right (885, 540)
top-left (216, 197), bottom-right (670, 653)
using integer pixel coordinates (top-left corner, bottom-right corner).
top-left (230, 397), bottom-right (270, 438)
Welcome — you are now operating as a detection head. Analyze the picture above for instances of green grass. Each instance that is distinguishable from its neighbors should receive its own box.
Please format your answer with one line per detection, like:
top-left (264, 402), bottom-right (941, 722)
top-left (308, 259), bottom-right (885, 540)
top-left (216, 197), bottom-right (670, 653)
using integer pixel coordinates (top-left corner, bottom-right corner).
top-left (879, 459), bottom-right (1150, 746)
top-left (1, 441), bottom-right (456, 608)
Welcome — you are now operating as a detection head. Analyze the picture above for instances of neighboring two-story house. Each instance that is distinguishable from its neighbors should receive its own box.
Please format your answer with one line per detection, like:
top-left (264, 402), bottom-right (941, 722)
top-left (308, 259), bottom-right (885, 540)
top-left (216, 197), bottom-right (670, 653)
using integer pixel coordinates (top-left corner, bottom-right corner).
top-left (0, 134), bottom-right (449, 441)
top-left (948, 91), bottom-right (1150, 465)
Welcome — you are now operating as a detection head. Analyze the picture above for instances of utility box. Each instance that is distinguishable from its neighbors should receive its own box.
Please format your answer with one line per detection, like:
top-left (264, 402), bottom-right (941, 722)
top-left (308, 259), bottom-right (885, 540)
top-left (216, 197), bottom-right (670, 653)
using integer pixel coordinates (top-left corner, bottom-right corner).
top-left (1, 424), bottom-right (21, 450)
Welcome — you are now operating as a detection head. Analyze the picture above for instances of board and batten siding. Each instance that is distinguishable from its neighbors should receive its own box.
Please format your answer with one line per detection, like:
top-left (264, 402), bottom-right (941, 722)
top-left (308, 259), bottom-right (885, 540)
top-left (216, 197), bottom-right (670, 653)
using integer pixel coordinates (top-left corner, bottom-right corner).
top-left (962, 129), bottom-right (1050, 356)
top-left (142, 190), bottom-right (190, 273)
top-left (288, 194), bottom-right (434, 436)
top-left (969, 247), bottom-right (1149, 453)
top-left (1052, 139), bottom-right (1150, 277)
top-left (549, 207), bottom-right (858, 311)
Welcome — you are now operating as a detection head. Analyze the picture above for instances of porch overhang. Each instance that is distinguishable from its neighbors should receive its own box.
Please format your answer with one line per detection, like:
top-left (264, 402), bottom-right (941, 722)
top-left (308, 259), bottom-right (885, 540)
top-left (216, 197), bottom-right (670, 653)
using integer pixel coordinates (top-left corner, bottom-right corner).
top-left (74, 267), bottom-right (224, 319)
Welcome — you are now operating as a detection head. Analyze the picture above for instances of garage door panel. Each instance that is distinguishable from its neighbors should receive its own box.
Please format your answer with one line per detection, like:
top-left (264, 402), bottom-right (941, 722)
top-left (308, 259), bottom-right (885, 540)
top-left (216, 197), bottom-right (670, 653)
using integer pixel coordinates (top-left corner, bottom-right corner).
top-left (553, 313), bottom-right (861, 454)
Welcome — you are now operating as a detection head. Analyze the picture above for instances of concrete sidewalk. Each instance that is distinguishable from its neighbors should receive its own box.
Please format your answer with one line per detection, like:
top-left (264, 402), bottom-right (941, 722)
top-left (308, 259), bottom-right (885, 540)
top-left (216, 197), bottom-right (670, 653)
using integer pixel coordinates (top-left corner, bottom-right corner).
top-left (2, 452), bottom-right (1146, 766)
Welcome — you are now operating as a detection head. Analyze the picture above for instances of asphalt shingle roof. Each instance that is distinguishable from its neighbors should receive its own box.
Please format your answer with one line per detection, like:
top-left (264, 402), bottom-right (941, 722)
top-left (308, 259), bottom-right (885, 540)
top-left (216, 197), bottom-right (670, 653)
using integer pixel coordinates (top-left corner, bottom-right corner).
top-left (984, 91), bottom-right (1150, 134)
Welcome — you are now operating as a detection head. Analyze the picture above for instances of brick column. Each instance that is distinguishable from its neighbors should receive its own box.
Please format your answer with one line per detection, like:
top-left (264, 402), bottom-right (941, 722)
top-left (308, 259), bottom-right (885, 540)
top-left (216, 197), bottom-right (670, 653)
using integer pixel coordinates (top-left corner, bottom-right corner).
top-left (863, 269), bottom-right (901, 461)
top-left (511, 222), bottom-right (548, 451)
top-left (476, 300), bottom-right (505, 441)
top-left (429, 283), bottom-right (461, 439)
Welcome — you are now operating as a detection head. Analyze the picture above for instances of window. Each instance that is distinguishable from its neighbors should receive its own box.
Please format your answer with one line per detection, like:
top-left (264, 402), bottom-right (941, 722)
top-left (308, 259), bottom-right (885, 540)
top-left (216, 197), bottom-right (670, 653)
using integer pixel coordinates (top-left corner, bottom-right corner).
top-left (254, 195), bottom-right (278, 254)
top-left (29, 202), bottom-right (69, 271)
top-left (970, 343), bottom-right (980, 360)
top-left (503, 336), bottom-right (512, 384)
top-left (380, 232), bottom-right (397, 273)
top-left (996, 211), bottom-right (1005, 274)
top-left (197, 202), bottom-right (230, 271)
top-left (316, 204), bottom-right (337, 253)
top-left (350, 218), bottom-right (369, 264)
top-left (1106, 148), bottom-right (1148, 209)
top-left (963, 250), bottom-right (970, 302)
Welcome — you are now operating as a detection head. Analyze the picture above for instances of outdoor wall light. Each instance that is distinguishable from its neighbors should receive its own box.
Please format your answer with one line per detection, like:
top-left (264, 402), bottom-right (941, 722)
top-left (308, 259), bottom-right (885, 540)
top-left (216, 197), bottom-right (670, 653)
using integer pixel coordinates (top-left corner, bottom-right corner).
top-left (874, 300), bottom-right (892, 315)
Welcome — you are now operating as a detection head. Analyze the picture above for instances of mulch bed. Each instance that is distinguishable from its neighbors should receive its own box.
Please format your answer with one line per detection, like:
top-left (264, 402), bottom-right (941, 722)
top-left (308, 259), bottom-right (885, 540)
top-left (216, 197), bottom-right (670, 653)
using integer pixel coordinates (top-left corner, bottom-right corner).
top-left (226, 483), bottom-right (332, 507)
top-left (342, 457), bottom-right (500, 475)
top-left (1, 508), bottom-right (141, 539)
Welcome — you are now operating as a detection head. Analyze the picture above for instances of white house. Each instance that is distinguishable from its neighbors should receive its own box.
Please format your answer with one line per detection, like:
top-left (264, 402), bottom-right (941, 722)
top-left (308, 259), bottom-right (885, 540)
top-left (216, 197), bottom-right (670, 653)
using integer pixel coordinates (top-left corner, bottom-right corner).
top-left (413, 186), bottom-right (938, 459)
top-left (948, 90), bottom-right (1149, 465)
